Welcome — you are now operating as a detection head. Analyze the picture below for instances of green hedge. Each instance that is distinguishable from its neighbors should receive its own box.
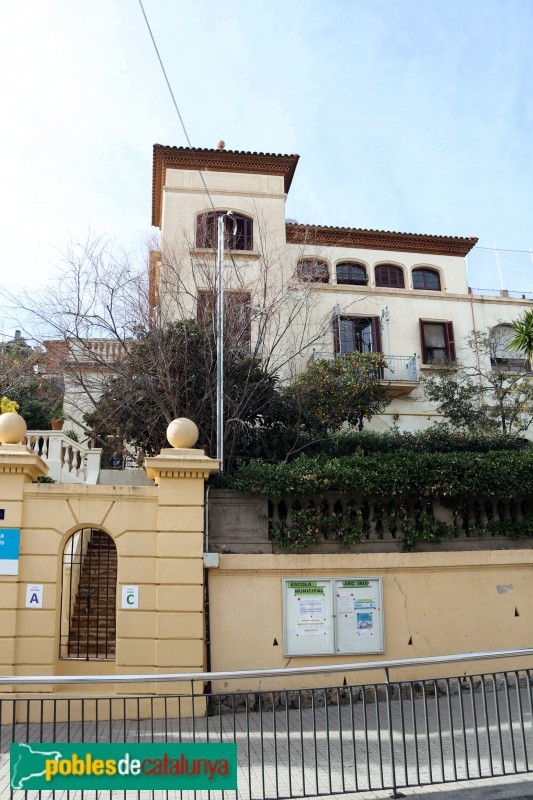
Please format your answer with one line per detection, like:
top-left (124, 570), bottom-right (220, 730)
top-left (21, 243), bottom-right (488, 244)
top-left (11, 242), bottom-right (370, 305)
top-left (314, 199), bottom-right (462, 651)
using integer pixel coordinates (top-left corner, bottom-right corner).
top-left (223, 449), bottom-right (533, 499)
top-left (284, 428), bottom-right (528, 458)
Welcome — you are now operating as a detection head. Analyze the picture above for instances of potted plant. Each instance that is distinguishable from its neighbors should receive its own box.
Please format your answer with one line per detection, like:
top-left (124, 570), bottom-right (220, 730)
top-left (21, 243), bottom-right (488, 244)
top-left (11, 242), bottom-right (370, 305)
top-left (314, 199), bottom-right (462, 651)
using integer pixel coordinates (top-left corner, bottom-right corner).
top-left (51, 409), bottom-right (65, 431)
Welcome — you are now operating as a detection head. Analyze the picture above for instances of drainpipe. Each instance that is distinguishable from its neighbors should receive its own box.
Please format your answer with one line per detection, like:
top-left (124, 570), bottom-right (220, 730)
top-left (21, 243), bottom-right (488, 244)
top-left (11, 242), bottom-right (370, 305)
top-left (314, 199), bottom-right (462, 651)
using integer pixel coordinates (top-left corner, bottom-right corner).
top-left (469, 287), bottom-right (484, 401)
top-left (204, 484), bottom-right (212, 695)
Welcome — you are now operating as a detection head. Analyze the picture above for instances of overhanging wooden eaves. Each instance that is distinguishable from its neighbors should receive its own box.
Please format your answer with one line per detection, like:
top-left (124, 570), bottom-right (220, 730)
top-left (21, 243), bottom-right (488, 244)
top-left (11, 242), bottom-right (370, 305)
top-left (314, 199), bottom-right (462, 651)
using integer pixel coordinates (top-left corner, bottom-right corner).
top-left (152, 145), bottom-right (300, 229)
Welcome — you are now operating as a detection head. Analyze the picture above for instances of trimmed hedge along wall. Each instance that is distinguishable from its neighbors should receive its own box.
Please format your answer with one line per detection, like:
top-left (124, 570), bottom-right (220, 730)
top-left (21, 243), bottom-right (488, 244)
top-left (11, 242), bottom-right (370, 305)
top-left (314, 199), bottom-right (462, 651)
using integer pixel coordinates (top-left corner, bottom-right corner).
top-left (223, 450), bottom-right (533, 550)
top-left (225, 450), bottom-right (533, 498)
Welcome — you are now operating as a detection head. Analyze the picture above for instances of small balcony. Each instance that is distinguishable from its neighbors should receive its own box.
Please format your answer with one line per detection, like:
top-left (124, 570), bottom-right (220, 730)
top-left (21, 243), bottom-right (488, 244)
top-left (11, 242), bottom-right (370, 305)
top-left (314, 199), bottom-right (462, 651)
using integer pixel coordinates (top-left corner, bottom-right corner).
top-left (309, 352), bottom-right (419, 395)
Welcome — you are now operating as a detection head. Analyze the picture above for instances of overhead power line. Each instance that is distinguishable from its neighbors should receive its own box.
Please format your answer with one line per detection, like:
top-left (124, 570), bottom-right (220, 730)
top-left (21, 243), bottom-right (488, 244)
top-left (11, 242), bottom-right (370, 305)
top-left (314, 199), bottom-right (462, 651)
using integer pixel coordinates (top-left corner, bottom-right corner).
top-left (137, 0), bottom-right (216, 214)
top-left (475, 245), bottom-right (533, 255)
top-left (138, 0), bottom-right (245, 281)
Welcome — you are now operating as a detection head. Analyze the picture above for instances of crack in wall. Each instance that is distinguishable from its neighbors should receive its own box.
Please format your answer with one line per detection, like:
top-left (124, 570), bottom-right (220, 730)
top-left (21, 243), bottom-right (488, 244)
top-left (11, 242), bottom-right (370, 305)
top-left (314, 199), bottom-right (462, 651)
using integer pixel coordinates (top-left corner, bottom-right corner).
top-left (394, 576), bottom-right (412, 647)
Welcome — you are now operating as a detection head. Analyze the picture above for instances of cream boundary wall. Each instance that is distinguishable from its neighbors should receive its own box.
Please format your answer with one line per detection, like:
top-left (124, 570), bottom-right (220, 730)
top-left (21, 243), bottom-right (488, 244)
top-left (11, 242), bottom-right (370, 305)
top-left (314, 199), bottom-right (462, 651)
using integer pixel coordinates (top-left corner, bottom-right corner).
top-left (1, 442), bottom-right (533, 702)
top-left (208, 552), bottom-right (533, 689)
top-left (0, 443), bottom-right (218, 701)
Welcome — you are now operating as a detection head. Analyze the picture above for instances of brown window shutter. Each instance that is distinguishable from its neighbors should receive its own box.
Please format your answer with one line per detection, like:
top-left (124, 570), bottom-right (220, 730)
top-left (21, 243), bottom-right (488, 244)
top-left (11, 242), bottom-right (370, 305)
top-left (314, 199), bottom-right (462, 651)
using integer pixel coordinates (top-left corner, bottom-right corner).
top-left (419, 319), bottom-right (427, 363)
top-left (333, 315), bottom-right (340, 354)
top-left (370, 317), bottom-right (382, 352)
top-left (375, 265), bottom-right (404, 289)
top-left (225, 291), bottom-right (252, 345)
top-left (196, 214), bottom-right (205, 248)
top-left (243, 217), bottom-right (252, 250)
top-left (445, 321), bottom-right (456, 362)
top-left (238, 292), bottom-right (252, 343)
top-left (197, 289), bottom-right (215, 321)
top-left (394, 268), bottom-right (405, 289)
top-left (196, 212), bottom-right (217, 248)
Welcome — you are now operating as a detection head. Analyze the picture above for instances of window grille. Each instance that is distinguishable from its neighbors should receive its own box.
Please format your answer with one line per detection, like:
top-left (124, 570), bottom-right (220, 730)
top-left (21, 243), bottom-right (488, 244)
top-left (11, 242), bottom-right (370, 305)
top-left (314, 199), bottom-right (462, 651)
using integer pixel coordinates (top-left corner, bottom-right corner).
top-left (413, 268), bottom-right (441, 290)
top-left (336, 262), bottom-right (368, 285)
top-left (490, 324), bottom-right (528, 372)
top-left (297, 258), bottom-right (329, 283)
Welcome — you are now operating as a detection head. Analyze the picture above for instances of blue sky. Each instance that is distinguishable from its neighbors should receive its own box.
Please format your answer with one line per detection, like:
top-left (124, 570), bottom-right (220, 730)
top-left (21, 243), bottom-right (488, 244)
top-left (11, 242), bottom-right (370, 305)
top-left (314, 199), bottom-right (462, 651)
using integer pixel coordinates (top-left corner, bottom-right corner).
top-left (1, 0), bottom-right (533, 318)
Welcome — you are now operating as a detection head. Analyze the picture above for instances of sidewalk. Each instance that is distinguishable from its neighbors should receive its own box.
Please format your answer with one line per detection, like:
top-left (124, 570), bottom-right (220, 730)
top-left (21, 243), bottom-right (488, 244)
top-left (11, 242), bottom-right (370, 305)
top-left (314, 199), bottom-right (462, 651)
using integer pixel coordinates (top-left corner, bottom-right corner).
top-left (323, 772), bottom-right (533, 799)
top-left (1, 678), bottom-right (532, 799)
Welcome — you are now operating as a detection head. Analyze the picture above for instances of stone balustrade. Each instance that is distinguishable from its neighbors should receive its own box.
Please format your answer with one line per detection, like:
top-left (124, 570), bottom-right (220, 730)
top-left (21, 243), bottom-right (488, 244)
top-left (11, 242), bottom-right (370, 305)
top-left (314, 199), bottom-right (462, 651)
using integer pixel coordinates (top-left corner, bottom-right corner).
top-left (207, 490), bottom-right (533, 553)
top-left (25, 431), bottom-right (102, 484)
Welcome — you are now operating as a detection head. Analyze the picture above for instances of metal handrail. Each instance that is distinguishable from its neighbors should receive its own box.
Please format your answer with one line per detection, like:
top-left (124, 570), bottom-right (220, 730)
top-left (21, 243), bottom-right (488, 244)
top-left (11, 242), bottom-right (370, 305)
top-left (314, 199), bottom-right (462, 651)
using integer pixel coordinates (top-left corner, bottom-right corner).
top-left (1, 647), bottom-right (532, 686)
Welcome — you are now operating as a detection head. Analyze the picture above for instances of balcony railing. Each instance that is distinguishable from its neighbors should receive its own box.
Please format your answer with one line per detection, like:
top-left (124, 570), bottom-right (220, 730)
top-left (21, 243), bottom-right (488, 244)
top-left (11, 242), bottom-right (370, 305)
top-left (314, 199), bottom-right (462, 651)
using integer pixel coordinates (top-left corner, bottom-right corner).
top-left (310, 352), bottom-right (418, 382)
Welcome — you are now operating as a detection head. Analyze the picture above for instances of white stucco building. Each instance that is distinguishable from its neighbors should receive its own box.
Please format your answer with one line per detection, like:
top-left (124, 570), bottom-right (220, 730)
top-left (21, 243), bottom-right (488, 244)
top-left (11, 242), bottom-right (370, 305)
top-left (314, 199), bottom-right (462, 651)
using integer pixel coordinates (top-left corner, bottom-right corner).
top-left (149, 144), bottom-right (532, 432)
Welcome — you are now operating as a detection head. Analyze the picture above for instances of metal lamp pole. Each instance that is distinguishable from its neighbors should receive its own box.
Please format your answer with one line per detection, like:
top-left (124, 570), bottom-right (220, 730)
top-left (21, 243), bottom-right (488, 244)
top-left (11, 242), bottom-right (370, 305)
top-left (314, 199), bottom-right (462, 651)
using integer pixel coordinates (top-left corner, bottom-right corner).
top-left (216, 212), bottom-right (236, 474)
top-left (334, 304), bottom-right (342, 356)
top-left (381, 306), bottom-right (391, 354)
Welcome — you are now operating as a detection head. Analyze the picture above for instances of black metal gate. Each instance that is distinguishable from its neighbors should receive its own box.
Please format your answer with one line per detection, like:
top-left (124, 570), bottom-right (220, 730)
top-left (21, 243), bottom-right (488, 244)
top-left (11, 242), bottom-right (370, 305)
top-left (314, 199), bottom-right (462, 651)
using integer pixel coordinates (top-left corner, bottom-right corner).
top-left (60, 528), bottom-right (117, 660)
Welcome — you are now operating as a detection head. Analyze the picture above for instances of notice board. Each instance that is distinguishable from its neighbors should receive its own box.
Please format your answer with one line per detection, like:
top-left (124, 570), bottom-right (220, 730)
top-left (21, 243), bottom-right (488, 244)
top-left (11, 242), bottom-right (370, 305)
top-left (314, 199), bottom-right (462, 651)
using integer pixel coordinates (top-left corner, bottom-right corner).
top-left (283, 577), bottom-right (383, 656)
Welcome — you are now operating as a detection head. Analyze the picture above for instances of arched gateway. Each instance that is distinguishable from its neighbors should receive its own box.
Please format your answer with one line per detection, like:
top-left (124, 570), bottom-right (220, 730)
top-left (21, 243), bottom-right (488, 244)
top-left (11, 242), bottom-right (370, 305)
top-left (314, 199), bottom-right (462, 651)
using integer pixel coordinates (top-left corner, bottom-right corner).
top-left (60, 528), bottom-right (117, 660)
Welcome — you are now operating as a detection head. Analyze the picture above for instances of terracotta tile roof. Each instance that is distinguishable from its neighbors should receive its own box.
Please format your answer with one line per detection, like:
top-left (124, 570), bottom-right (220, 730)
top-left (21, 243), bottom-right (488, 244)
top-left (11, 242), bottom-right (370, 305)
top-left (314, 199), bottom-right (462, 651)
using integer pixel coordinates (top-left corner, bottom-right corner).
top-left (152, 145), bottom-right (300, 228)
top-left (286, 223), bottom-right (478, 257)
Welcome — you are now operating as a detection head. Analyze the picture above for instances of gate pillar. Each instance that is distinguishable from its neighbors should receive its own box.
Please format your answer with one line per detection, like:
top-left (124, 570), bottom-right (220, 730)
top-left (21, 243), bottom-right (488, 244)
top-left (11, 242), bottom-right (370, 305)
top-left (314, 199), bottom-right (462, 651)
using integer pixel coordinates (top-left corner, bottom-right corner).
top-left (0, 441), bottom-right (48, 686)
top-left (145, 421), bottom-right (219, 687)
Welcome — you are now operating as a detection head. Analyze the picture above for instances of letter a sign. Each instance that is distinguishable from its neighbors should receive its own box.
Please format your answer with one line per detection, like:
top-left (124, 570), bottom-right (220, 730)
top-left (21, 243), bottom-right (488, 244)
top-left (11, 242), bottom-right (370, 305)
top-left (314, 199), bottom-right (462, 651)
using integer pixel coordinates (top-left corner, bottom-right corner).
top-left (25, 584), bottom-right (43, 608)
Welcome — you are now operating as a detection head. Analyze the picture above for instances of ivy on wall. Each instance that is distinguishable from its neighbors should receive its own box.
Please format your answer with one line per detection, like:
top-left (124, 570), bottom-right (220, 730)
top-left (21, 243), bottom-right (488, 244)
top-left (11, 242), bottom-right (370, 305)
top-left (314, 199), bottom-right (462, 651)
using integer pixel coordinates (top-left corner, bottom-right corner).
top-left (270, 502), bottom-right (533, 553)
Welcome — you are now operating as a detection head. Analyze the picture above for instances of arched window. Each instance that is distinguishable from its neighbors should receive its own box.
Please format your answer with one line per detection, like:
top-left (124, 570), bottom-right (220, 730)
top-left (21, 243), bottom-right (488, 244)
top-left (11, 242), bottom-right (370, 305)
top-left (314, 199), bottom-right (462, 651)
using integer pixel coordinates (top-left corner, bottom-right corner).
top-left (490, 324), bottom-right (528, 372)
top-left (336, 262), bottom-right (368, 286)
top-left (296, 258), bottom-right (329, 283)
top-left (60, 528), bottom-right (117, 660)
top-left (375, 264), bottom-right (405, 289)
top-left (196, 212), bottom-right (253, 251)
top-left (413, 268), bottom-right (441, 291)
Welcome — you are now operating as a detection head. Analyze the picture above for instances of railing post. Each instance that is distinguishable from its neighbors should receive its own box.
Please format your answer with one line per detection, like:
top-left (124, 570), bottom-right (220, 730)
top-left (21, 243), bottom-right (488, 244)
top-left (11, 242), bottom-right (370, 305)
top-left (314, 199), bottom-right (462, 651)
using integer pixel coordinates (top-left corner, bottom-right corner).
top-left (84, 449), bottom-right (102, 484)
top-left (384, 666), bottom-right (405, 799)
top-left (46, 432), bottom-right (64, 478)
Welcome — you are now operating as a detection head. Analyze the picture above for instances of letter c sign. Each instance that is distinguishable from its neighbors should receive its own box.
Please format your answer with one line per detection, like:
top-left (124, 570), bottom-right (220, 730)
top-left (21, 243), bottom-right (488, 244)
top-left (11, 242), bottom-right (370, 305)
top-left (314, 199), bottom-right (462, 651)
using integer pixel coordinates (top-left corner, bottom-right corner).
top-left (121, 586), bottom-right (139, 609)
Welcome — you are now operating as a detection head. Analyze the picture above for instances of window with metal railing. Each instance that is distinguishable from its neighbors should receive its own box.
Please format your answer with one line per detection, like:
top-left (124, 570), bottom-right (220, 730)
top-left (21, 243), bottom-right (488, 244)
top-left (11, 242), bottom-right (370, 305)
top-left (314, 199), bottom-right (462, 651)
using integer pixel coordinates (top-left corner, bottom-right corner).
top-left (490, 324), bottom-right (529, 372)
top-left (333, 315), bottom-right (382, 355)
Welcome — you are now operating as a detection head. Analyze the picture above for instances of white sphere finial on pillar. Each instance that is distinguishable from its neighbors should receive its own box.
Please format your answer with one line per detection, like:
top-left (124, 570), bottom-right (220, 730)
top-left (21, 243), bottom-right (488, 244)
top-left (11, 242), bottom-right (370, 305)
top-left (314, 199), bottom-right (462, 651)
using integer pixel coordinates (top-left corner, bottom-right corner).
top-left (166, 418), bottom-right (199, 449)
top-left (0, 412), bottom-right (27, 445)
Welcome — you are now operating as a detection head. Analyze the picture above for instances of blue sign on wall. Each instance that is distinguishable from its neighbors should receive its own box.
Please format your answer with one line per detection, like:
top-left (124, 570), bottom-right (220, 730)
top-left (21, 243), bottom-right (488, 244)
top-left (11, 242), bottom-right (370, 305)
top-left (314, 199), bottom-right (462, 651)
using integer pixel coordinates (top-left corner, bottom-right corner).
top-left (0, 529), bottom-right (20, 575)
